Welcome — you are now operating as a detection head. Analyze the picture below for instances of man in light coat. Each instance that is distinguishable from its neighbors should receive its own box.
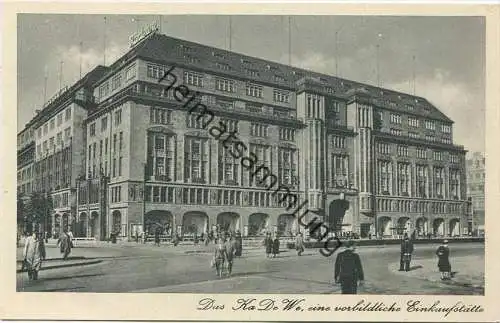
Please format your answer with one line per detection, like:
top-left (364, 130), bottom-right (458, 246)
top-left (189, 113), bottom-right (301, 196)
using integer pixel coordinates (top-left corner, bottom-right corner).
top-left (23, 231), bottom-right (46, 281)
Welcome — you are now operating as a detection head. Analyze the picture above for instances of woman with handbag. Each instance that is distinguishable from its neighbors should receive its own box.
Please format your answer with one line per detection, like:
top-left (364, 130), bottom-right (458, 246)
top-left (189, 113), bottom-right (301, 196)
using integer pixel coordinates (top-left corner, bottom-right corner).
top-left (436, 240), bottom-right (452, 280)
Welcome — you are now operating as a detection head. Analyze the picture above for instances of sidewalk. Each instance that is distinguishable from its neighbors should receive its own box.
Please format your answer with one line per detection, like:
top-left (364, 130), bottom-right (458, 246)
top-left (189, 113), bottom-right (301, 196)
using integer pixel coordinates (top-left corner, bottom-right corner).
top-left (388, 255), bottom-right (484, 291)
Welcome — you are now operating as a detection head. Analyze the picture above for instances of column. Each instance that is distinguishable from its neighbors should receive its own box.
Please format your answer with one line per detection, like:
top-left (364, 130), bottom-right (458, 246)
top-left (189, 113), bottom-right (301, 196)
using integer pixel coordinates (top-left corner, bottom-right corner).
top-left (210, 139), bottom-right (218, 184)
top-left (176, 134), bottom-right (184, 181)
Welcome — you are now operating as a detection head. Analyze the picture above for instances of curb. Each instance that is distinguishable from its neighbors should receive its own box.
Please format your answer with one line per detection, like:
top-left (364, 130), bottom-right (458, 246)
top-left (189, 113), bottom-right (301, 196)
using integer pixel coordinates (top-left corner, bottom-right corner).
top-left (16, 259), bottom-right (102, 273)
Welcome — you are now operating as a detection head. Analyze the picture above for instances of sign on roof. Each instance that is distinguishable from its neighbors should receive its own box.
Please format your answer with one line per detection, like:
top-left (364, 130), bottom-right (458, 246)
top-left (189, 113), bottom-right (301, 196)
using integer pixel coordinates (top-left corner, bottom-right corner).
top-left (129, 20), bottom-right (160, 48)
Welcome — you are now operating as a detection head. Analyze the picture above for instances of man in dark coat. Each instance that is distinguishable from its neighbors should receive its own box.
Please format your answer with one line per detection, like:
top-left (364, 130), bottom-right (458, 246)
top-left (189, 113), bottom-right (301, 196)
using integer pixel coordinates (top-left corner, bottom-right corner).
top-left (234, 230), bottom-right (243, 257)
top-left (334, 240), bottom-right (364, 294)
top-left (264, 233), bottom-right (273, 258)
top-left (399, 235), bottom-right (414, 271)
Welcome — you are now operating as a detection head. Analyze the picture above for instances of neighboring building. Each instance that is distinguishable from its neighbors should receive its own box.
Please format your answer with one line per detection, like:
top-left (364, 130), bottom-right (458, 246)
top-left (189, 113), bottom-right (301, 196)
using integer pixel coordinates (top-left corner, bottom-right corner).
top-left (466, 152), bottom-right (485, 235)
top-left (18, 66), bottom-right (108, 236)
top-left (18, 31), bottom-right (469, 241)
top-left (17, 122), bottom-right (36, 196)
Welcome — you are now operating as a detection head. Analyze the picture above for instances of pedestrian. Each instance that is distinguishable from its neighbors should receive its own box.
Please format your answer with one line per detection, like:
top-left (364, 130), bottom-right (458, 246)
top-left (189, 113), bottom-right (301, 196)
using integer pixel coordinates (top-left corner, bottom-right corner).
top-left (334, 240), bottom-right (364, 294)
top-left (57, 230), bottom-right (72, 260)
top-left (213, 237), bottom-right (228, 278)
top-left (399, 234), bottom-right (414, 272)
top-left (194, 233), bottom-right (199, 246)
top-left (264, 233), bottom-right (273, 258)
top-left (224, 236), bottom-right (235, 276)
top-left (295, 232), bottom-right (305, 256)
top-left (135, 230), bottom-right (139, 243)
top-left (234, 230), bottom-right (243, 257)
top-left (272, 234), bottom-right (280, 258)
top-left (23, 230), bottom-right (46, 281)
top-left (436, 239), bottom-right (452, 280)
top-left (141, 231), bottom-right (146, 244)
top-left (154, 228), bottom-right (161, 246)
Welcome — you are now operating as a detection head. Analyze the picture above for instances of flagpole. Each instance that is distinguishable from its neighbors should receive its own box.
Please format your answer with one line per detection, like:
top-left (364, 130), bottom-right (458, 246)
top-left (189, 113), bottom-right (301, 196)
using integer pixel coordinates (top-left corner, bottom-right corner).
top-left (79, 41), bottom-right (83, 79)
top-left (43, 65), bottom-right (48, 103)
top-left (288, 16), bottom-right (292, 66)
top-left (103, 16), bottom-right (107, 65)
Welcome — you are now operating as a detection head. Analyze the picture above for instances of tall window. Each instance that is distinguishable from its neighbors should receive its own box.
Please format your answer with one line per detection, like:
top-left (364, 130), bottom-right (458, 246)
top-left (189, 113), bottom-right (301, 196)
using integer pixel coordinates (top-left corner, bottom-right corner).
top-left (119, 132), bottom-right (123, 152)
top-left (65, 107), bottom-right (71, 121)
top-left (57, 113), bottom-right (63, 126)
top-left (246, 84), bottom-right (263, 98)
top-left (377, 143), bottom-right (391, 155)
top-left (330, 154), bottom-right (349, 188)
top-left (90, 123), bottom-right (96, 137)
top-left (218, 142), bottom-right (239, 185)
top-left (408, 117), bottom-right (419, 127)
top-left (425, 120), bottom-right (436, 130)
top-left (184, 71), bottom-right (204, 87)
top-left (101, 116), bottom-right (108, 132)
top-left (49, 119), bottom-right (55, 130)
top-left (390, 128), bottom-right (402, 136)
top-left (450, 168), bottom-right (460, 198)
top-left (417, 147), bottom-right (427, 159)
top-left (397, 163), bottom-right (411, 196)
top-left (220, 118), bottom-right (238, 132)
top-left (147, 64), bottom-right (169, 79)
top-left (416, 165), bottom-right (429, 197)
top-left (249, 144), bottom-right (271, 187)
top-left (433, 151), bottom-right (443, 161)
top-left (125, 64), bottom-right (136, 80)
top-left (114, 109), bottom-right (122, 126)
top-left (441, 124), bottom-right (452, 133)
top-left (111, 74), bottom-right (122, 90)
top-left (434, 167), bottom-right (445, 198)
top-left (397, 145), bottom-right (409, 157)
top-left (215, 78), bottom-right (235, 92)
top-left (184, 137), bottom-right (208, 183)
top-left (278, 148), bottom-right (297, 186)
top-left (378, 160), bottom-right (392, 194)
top-left (64, 127), bottom-right (71, 140)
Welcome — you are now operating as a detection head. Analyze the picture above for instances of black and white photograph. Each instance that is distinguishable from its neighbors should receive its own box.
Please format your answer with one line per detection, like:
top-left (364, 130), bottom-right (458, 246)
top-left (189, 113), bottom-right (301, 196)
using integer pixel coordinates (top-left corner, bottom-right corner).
top-left (13, 12), bottom-right (488, 297)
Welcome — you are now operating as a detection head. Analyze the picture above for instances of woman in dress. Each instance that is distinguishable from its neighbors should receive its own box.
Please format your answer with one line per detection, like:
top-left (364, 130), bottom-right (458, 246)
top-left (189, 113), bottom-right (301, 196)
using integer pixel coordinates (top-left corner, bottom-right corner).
top-left (436, 239), bottom-right (451, 280)
top-left (295, 232), bottom-right (305, 256)
top-left (23, 231), bottom-right (46, 281)
top-left (272, 235), bottom-right (280, 258)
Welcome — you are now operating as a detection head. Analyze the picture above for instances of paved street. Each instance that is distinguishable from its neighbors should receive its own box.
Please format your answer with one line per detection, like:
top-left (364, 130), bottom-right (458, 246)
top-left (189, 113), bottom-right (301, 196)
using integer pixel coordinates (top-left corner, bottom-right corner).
top-left (16, 242), bottom-right (484, 295)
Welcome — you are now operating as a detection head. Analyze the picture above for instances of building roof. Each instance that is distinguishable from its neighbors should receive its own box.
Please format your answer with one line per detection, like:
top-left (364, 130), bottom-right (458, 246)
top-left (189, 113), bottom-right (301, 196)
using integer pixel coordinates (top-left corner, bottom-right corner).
top-left (97, 32), bottom-right (453, 123)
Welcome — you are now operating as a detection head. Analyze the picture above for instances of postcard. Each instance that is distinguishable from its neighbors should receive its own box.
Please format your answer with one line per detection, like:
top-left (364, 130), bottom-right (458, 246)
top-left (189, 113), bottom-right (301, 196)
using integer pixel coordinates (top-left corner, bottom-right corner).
top-left (1, 2), bottom-right (499, 322)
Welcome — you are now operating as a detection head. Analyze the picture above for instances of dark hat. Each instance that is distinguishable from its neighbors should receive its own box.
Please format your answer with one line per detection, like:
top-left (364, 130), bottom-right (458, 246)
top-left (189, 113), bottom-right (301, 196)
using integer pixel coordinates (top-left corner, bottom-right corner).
top-left (344, 240), bottom-right (355, 248)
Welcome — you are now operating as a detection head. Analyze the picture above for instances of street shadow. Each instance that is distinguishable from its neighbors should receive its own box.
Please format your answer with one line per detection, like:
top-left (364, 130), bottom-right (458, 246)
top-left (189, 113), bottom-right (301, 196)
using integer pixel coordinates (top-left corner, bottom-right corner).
top-left (408, 265), bottom-right (423, 271)
top-left (38, 273), bottom-right (104, 282)
top-left (229, 270), bottom-right (281, 278)
top-left (451, 271), bottom-right (458, 278)
top-left (41, 286), bottom-right (87, 292)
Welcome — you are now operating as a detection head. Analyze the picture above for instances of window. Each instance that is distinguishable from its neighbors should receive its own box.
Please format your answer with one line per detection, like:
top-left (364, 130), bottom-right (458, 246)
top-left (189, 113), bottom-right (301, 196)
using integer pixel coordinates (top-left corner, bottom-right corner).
top-left (249, 144), bottom-right (271, 186)
top-left (433, 151), bottom-right (443, 161)
top-left (215, 78), bottom-right (235, 92)
top-left (220, 118), bottom-right (238, 132)
top-left (273, 89), bottom-right (289, 103)
top-left (245, 68), bottom-right (259, 77)
top-left (273, 74), bottom-right (286, 82)
top-left (184, 137), bottom-right (208, 183)
top-left (378, 160), bottom-right (392, 194)
top-left (101, 117), bottom-right (108, 132)
top-left (425, 134), bottom-right (435, 142)
top-left (441, 124), bottom-right (452, 133)
top-left (434, 167), bottom-right (445, 197)
top-left (397, 163), bottom-right (411, 196)
top-left (125, 64), bottom-right (136, 80)
top-left (409, 132), bottom-right (419, 139)
top-left (118, 157), bottom-right (123, 176)
top-left (50, 119), bottom-right (55, 130)
top-left (43, 140), bottom-right (48, 153)
top-left (405, 104), bottom-right (414, 111)
top-left (416, 165), bottom-right (429, 197)
top-left (111, 74), bottom-right (122, 90)
top-left (425, 120), bottom-right (436, 130)
top-left (280, 128), bottom-right (296, 141)
top-left (89, 123), bottom-right (96, 137)
top-left (147, 64), bottom-right (170, 79)
top-left (250, 123), bottom-right (268, 137)
top-left (99, 82), bottom-right (109, 98)
top-left (183, 71), bottom-right (204, 87)
top-left (377, 143), bottom-right (391, 155)
top-left (246, 84), bottom-right (263, 98)
top-left (218, 143), bottom-right (240, 185)
top-left (43, 123), bottom-right (48, 135)
top-left (149, 107), bottom-right (172, 125)
top-left (390, 113), bottom-right (402, 124)
top-left (37, 128), bottom-right (42, 138)
top-left (416, 148), bottom-right (427, 159)
top-left (441, 137), bottom-right (452, 144)
top-left (49, 137), bottom-right (54, 150)
top-left (148, 133), bottom-right (175, 180)
top-left (119, 132), bottom-right (123, 152)
top-left (187, 114), bottom-right (211, 129)
top-left (450, 169), bottom-right (460, 198)
top-left (57, 113), bottom-right (63, 126)
top-left (278, 148), bottom-right (297, 186)
top-left (215, 62), bottom-right (231, 71)
top-left (397, 145), bottom-right (409, 157)
top-left (64, 127), bottom-right (71, 140)
top-left (330, 154), bottom-right (349, 188)
top-left (65, 107), bottom-right (71, 121)
top-left (450, 153), bottom-right (459, 163)
top-left (56, 132), bottom-right (62, 146)
top-left (408, 117), bottom-right (419, 127)
top-left (390, 128), bottom-right (402, 136)
top-left (114, 109), bottom-right (122, 126)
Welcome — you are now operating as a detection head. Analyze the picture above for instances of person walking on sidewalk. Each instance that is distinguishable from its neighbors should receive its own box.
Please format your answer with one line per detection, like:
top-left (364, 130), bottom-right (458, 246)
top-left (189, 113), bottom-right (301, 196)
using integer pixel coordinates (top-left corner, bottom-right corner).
top-left (57, 230), bottom-right (72, 260)
top-left (234, 230), bottom-right (243, 257)
top-left (23, 231), bottom-right (46, 281)
top-left (264, 232), bottom-right (273, 258)
top-left (272, 234), bottom-right (280, 258)
top-left (295, 232), bottom-right (305, 256)
top-left (334, 240), bottom-right (364, 294)
top-left (436, 239), bottom-right (452, 280)
top-left (224, 236), bottom-right (235, 276)
top-left (399, 234), bottom-right (414, 272)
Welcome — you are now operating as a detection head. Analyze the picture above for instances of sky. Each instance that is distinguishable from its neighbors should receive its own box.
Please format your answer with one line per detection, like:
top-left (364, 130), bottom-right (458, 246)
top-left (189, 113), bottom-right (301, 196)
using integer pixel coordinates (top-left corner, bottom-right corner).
top-left (17, 14), bottom-right (485, 154)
